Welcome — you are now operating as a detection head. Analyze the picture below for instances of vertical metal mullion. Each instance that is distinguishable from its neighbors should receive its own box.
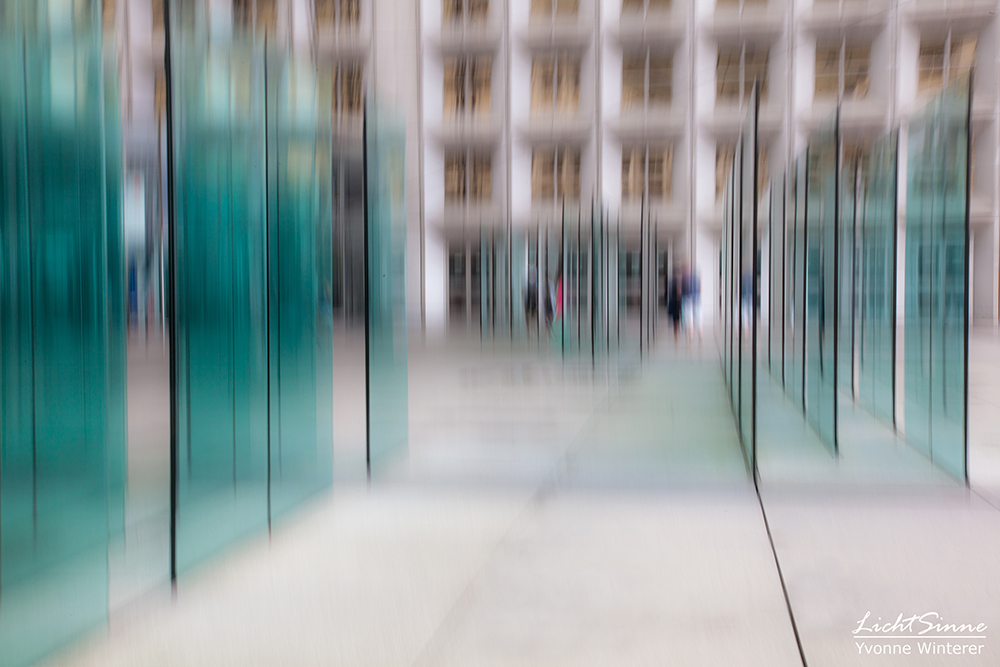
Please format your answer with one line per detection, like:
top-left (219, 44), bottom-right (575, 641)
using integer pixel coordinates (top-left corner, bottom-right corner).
top-left (839, 37), bottom-right (846, 101)
top-left (163, 0), bottom-right (179, 586)
top-left (944, 29), bottom-right (952, 90)
top-left (644, 48), bottom-right (650, 110)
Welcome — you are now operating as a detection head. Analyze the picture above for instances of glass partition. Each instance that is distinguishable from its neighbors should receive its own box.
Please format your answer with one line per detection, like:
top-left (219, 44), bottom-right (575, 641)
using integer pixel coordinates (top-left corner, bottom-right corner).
top-left (365, 106), bottom-right (409, 470)
top-left (720, 85), bottom-right (758, 473)
top-left (169, 7), bottom-right (334, 569)
top-left (0, 1), bottom-right (125, 663)
top-left (788, 155), bottom-right (807, 409)
top-left (839, 151), bottom-right (858, 397)
top-left (769, 177), bottom-right (785, 379)
top-left (267, 56), bottom-right (335, 518)
top-left (857, 131), bottom-right (898, 426)
top-left (804, 116), bottom-right (839, 453)
top-left (904, 75), bottom-right (971, 481)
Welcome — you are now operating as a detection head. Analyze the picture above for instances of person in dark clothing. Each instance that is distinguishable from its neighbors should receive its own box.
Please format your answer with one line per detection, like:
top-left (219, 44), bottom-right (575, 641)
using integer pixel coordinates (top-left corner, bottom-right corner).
top-left (525, 267), bottom-right (539, 335)
top-left (667, 269), bottom-right (683, 342)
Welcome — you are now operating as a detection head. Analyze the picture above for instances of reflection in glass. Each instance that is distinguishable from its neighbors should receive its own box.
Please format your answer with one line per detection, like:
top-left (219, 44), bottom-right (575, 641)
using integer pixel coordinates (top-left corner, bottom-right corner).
top-left (0, 2), bottom-right (125, 663)
top-left (904, 76), bottom-right (971, 481)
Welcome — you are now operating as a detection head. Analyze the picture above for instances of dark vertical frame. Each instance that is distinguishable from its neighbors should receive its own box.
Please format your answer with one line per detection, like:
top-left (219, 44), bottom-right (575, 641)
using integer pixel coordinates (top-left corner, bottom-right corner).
top-left (832, 106), bottom-right (840, 454)
top-left (361, 100), bottom-right (372, 482)
top-left (163, 0), bottom-right (178, 587)
top-left (890, 134), bottom-right (900, 431)
top-left (751, 86), bottom-right (759, 481)
top-left (962, 72), bottom-right (973, 485)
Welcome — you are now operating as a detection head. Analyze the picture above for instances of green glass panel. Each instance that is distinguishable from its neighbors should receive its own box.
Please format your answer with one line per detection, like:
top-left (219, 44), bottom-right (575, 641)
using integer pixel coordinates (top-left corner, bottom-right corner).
top-left (857, 131), bottom-right (898, 426)
top-left (267, 56), bottom-right (334, 518)
top-left (170, 8), bottom-right (333, 567)
top-left (805, 116), bottom-right (838, 454)
top-left (0, 1), bottom-right (124, 664)
top-left (904, 76), bottom-right (970, 480)
top-left (170, 17), bottom-right (270, 570)
top-left (366, 107), bottom-right (409, 469)
top-left (788, 155), bottom-right (807, 409)
top-left (839, 153), bottom-right (857, 396)
top-left (769, 178), bottom-right (784, 379)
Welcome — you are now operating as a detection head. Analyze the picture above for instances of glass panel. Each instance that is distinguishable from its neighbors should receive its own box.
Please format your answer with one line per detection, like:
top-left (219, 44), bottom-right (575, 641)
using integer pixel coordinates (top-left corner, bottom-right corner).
top-left (839, 150), bottom-right (857, 396)
top-left (365, 106), bottom-right (409, 468)
top-left (904, 76), bottom-right (970, 480)
top-left (769, 178), bottom-right (784, 378)
top-left (170, 9), bottom-right (334, 567)
top-left (804, 115), bottom-right (838, 453)
top-left (170, 24), bottom-right (270, 571)
top-left (267, 56), bottom-right (335, 518)
top-left (788, 154), bottom-right (808, 409)
top-left (738, 87), bottom-right (758, 466)
top-left (856, 131), bottom-right (897, 425)
top-left (0, 2), bottom-right (124, 663)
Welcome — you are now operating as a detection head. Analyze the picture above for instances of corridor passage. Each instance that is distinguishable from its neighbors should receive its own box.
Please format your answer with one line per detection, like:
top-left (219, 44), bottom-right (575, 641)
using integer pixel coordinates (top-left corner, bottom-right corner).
top-left (40, 339), bottom-right (1000, 667)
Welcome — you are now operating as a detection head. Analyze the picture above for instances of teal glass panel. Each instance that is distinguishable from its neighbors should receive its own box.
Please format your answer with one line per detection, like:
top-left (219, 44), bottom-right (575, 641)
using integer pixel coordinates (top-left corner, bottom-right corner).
top-left (267, 56), bottom-right (334, 518)
top-left (365, 106), bottom-right (409, 469)
top-left (170, 16), bottom-right (270, 571)
top-left (788, 155), bottom-right (807, 409)
top-left (904, 76), bottom-right (970, 480)
top-left (804, 116), bottom-right (838, 453)
top-left (769, 178), bottom-right (784, 379)
top-left (738, 87), bottom-right (759, 466)
top-left (857, 131), bottom-right (898, 426)
top-left (719, 84), bottom-right (758, 471)
top-left (839, 153), bottom-right (857, 396)
top-left (0, 1), bottom-right (124, 664)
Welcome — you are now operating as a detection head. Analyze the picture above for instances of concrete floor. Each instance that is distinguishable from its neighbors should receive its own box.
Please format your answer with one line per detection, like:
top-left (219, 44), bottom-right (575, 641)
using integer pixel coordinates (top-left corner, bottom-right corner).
top-left (37, 329), bottom-right (1000, 667)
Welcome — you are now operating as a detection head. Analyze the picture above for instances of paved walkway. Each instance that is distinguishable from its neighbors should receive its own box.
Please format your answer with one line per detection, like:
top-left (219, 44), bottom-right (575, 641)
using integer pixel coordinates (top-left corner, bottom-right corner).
top-left (39, 335), bottom-right (1000, 667)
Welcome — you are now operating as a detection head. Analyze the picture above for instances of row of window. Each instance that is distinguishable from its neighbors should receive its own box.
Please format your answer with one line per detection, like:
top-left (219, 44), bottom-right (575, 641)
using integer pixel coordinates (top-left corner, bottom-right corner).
top-left (443, 146), bottom-right (672, 203)
top-left (442, 143), bottom-right (774, 204)
top-left (441, 36), bottom-right (975, 120)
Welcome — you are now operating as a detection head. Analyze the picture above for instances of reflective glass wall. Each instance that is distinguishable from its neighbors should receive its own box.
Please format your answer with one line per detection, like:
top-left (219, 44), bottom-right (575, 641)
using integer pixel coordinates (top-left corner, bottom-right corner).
top-left (365, 107), bottom-right (408, 470)
top-left (447, 204), bottom-right (659, 363)
top-left (904, 76), bottom-right (972, 481)
top-left (168, 1), bottom-right (335, 568)
top-left (751, 80), bottom-right (970, 483)
top-left (1, 0), bottom-right (396, 662)
top-left (0, 1), bottom-right (125, 664)
top-left (720, 86), bottom-right (759, 472)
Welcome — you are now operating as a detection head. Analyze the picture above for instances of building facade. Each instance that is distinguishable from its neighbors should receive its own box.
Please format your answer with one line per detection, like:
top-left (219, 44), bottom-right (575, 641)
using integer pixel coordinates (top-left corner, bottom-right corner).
top-left (114, 0), bottom-right (1000, 336)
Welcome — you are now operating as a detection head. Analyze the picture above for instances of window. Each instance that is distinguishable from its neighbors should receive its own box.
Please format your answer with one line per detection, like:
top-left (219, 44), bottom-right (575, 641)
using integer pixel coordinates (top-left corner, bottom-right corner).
top-left (716, 143), bottom-right (735, 200)
top-left (622, 49), bottom-right (672, 111)
top-left (316, 0), bottom-right (361, 30)
top-left (815, 41), bottom-right (870, 100)
top-left (715, 143), bottom-right (767, 200)
top-left (445, 152), bottom-right (493, 203)
top-left (531, 52), bottom-right (581, 114)
top-left (717, 44), bottom-right (768, 103)
top-left (716, 0), bottom-right (766, 11)
top-left (103, 0), bottom-right (115, 31)
top-left (622, 0), bottom-right (671, 15)
top-left (234, 0), bottom-right (276, 31)
top-left (443, 56), bottom-right (492, 118)
top-left (155, 68), bottom-right (167, 122)
top-left (919, 33), bottom-right (977, 96)
top-left (622, 145), bottom-right (673, 201)
top-left (152, 0), bottom-right (163, 33)
top-left (334, 61), bottom-right (364, 121)
top-left (532, 148), bottom-right (581, 200)
top-left (531, 0), bottom-right (578, 20)
top-left (757, 145), bottom-right (769, 198)
top-left (443, 0), bottom-right (488, 25)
